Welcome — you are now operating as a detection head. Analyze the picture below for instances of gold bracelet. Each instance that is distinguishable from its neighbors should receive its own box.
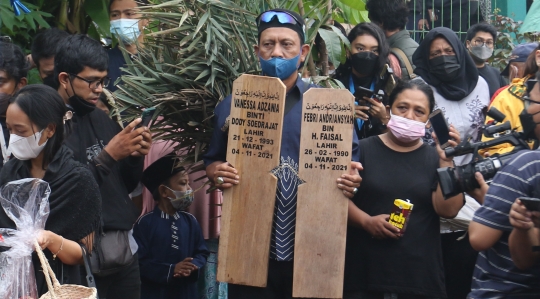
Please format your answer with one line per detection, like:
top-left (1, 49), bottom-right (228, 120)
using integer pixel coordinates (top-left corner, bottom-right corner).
top-left (53, 236), bottom-right (64, 260)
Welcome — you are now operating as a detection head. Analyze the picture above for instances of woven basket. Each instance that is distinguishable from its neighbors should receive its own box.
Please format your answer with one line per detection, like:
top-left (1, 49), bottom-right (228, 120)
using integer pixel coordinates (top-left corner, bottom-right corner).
top-left (35, 240), bottom-right (98, 299)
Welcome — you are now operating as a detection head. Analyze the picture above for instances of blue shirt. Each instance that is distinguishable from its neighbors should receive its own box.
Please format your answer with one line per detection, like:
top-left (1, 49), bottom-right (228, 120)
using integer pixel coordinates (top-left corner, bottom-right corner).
top-left (133, 206), bottom-right (209, 299)
top-left (470, 150), bottom-right (540, 298)
top-left (107, 46), bottom-right (128, 92)
top-left (203, 76), bottom-right (360, 261)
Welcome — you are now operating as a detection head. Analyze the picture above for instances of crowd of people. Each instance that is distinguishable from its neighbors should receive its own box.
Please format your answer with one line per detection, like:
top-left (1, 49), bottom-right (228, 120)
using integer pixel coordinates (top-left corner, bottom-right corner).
top-left (0, 0), bottom-right (540, 298)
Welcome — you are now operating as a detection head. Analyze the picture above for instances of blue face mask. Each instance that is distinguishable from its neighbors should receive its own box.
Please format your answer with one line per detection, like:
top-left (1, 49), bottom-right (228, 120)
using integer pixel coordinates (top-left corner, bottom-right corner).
top-left (110, 19), bottom-right (140, 44)
top-left (259, 54), bottom-right (301, 80)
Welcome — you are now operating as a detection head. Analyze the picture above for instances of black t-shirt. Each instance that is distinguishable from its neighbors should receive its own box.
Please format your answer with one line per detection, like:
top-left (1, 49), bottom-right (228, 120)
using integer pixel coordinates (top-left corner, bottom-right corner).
top-left (478, 65), bottom-right (506, 99)
top-left (344, 136), bottom-right (446, 297)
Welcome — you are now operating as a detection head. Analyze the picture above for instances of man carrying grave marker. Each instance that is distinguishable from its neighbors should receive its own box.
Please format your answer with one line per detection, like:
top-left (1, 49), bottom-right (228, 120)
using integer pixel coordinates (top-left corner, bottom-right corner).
top-left (203, 8), bottom-right (362, 299)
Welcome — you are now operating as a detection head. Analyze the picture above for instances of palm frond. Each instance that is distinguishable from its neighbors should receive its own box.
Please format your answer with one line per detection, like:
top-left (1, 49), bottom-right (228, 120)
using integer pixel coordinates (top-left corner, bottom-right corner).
top-left (113, 0), bottom-right (352, 166)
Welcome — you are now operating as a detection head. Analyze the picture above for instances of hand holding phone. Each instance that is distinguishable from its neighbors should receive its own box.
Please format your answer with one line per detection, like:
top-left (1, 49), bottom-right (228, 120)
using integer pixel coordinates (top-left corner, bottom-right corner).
top-left (136, 107), bottom-right (156, 129)
top-left (429, 109), bottom-right (451, 149)
top-left (519, 197), bottom-right (540, 212)
top-left (354, 86), bottom-right (375, 107)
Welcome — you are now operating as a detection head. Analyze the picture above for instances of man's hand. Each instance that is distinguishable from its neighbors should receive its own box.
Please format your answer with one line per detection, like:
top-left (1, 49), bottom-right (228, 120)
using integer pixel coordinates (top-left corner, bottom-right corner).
top-left (213, 162), bottom-right (239, 190)
top-left (104, 118), bottom-right (148, 161)
top-left (173, 257), bottom-right (198, 278)
top-left (337, 162), bottom-right (362, 198)
top-left (131, 130), bottom-right (152, 157)
top-left (363, 214), bottom-right (400, 239)
top-left (466, 172), bottom-right (489, 204)
top-left (418, 18), bottom-right (430, 30)
top-left (510, 199), bottom-right (540, 231)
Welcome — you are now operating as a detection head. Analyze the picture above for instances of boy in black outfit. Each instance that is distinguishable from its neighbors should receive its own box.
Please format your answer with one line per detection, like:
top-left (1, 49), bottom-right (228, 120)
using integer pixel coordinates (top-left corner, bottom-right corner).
top-left (135, 155), bottom-right (208, 299)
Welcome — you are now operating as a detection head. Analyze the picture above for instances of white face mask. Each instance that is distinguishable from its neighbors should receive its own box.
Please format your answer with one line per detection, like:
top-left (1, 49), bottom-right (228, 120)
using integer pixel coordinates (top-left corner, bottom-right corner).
top-left (110, 19), bottom-right (140, 44)
top-left (165, 185), bottom-right (194, 211)
top-left (9, 130), bottom-right (48, 160)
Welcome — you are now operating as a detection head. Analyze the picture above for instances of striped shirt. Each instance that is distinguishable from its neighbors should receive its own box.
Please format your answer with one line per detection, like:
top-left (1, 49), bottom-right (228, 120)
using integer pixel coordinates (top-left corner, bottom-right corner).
top-left (469, 150), bottom-right (540, 298)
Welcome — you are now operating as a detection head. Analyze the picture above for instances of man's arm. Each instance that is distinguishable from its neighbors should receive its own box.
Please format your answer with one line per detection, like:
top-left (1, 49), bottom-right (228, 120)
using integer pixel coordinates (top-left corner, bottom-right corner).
top-left (508, 198), bottom-right (540, 269)
top-left (469, 221), bottom-right (504, 251)
top-left (509, 228), bottom-right (540, 270)
top-left (87, 118), bottom-right (149, 186)
top-left (469, 154), bottom-right (538, 252)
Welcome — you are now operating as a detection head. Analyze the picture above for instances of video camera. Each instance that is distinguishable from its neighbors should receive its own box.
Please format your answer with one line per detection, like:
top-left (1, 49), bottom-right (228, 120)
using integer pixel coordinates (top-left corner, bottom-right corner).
top-left (437, 107), bottom-right (530, 198)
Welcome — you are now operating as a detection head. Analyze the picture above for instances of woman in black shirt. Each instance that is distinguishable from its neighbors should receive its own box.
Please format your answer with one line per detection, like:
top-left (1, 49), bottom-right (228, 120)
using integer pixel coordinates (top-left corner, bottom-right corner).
top-left (344, 79), bottom-right (464, 298)
top-left (0, 85), bottom-right (101, 296)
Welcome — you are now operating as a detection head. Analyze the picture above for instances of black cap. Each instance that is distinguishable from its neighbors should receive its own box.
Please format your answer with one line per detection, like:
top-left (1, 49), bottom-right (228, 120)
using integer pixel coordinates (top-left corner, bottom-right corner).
top-left (256, 9), bottom-right (306, 44)
top-left (141, 155), bottom-right (185, 195)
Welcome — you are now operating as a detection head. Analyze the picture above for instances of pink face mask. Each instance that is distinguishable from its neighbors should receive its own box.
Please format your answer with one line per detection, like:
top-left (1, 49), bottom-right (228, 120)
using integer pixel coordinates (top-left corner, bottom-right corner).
top-left (387, 112), bottom-right (427, 143)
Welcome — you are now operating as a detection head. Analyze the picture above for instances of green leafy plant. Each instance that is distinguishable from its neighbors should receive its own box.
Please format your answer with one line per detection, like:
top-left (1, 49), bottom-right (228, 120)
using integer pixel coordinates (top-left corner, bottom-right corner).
top-left (0, 1), bottom-right (51, 50)
top-left (113, 0), bottom-right (355, 168)
top-left (488, 11), bottom-right (540, 72)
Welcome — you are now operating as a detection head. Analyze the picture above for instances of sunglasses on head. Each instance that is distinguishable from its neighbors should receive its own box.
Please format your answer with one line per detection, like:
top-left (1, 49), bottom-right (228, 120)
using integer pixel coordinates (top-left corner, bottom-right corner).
top-left (257, 11), bottom-right (300, 27)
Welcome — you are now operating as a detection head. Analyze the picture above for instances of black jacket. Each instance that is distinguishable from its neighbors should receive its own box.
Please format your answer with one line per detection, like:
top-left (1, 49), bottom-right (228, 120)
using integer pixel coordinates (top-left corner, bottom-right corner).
top-left (0, 145), bottom-right (101, 296)
top-left (64, 107), bottom-right (143, 231)
top-left (333, 67), bottom-right (388, 140)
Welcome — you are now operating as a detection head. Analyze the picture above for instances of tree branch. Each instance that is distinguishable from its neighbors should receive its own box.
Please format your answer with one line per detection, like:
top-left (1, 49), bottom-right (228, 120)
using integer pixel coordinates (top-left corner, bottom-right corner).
top-left (298, 0), bottom-right (317, 77)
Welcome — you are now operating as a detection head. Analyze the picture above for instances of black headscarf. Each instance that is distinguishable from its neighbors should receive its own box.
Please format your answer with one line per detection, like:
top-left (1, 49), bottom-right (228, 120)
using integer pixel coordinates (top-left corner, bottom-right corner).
top-left (412, 27), bottom-right (479, 101)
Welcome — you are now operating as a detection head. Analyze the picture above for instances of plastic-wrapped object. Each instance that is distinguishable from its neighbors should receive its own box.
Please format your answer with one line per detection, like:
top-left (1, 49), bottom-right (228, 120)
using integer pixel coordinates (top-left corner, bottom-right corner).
top-left (0, 178), bottom-right (51, 299)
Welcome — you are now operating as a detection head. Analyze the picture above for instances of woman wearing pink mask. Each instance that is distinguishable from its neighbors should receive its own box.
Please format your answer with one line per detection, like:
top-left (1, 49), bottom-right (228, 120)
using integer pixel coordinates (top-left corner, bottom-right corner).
top-left (343, 79), bottom-right (464, 299)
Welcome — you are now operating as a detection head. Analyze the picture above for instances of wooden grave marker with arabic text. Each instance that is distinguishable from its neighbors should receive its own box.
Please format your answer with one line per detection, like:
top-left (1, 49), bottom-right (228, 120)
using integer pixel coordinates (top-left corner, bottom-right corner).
top-left (293, 88), bottom-right (354, 298)
top-left (217, 74), bottom-right (286, 287)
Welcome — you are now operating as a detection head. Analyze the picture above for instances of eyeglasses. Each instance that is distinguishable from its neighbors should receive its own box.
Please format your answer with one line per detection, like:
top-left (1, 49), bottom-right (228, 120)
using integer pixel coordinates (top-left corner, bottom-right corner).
top-left (70, 74), bottom-right (110, 90)
top-left (472, 39), bottom-right (494, 48)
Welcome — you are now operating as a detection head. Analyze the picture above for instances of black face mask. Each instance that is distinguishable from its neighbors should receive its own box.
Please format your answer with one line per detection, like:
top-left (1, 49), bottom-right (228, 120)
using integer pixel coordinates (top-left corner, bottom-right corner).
top-left (42, 74), bottom-right (58, 89)
top-left (429, 55), bottom-right (460, 82)
top-left (351, 51), bottom-right (378, 77)
top-left (66, 80), bottom-right (95, 116)
top-left (519, 108), bottom-right (540, 140)
top-left (0, 93), bottom-right (11, 118)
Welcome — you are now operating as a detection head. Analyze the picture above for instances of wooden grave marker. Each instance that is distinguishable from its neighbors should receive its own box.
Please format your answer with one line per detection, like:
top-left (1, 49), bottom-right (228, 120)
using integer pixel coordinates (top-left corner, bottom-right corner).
top-left (217, 74), bottom-right (286, 287)
top-left (293, 89), bottom-right (354, 298)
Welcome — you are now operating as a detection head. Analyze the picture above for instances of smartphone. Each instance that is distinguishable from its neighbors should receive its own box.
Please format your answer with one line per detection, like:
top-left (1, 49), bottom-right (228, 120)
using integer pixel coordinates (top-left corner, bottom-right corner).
top-left (354, 86), bottom-right (375, 100)
top-left (136, 107), bottom-right (156, 128)
top-left (429, 109), bottom-right (451, 149)
top-left (519, 197), bottom-right (540, 211)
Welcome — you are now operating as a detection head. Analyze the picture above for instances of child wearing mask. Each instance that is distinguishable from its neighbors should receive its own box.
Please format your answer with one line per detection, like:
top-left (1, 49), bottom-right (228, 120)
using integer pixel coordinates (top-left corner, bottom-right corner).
top-left (135, 155), bottom-right (209, 299)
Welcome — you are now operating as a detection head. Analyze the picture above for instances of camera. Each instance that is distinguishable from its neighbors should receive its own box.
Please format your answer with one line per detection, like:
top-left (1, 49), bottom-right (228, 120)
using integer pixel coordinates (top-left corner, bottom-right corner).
top-left (437, 107), bottom-right (530, 198)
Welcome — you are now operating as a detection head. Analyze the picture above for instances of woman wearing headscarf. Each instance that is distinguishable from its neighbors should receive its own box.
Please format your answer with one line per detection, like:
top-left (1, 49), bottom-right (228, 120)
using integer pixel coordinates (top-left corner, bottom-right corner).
top-left (413, 27), bottom-right (491, 299)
